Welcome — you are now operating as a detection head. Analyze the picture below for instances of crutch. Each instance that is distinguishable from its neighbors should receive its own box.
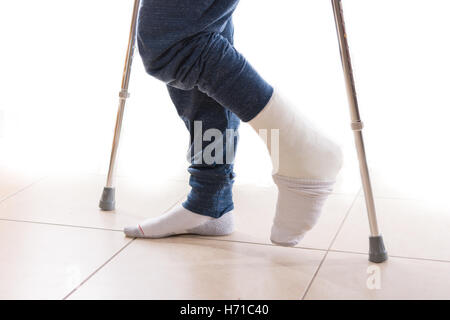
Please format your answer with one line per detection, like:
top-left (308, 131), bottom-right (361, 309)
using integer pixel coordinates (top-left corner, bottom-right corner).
top-left (99, 0), bottom-right (141, 211)
top-left (331, 0), bottom-right (387, 263)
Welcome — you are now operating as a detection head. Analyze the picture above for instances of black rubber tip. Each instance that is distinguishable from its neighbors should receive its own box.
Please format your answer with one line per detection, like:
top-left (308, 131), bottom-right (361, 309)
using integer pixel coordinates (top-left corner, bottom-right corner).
top-left (99, 187), bottom-right (115, 211)
top-left (369, 235), bottom-right (388, 263)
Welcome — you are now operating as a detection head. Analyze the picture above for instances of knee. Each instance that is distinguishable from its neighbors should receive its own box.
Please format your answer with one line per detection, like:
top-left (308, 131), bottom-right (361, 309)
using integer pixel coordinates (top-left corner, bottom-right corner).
top-left (136, 11), bottom-right (169, 80)
top-left (137, 22), bottom-right (222, 90)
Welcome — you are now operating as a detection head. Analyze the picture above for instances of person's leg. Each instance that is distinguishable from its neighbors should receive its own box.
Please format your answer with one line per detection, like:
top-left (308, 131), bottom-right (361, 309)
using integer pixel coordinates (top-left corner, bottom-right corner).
top-left (169, 87), bottom-right (240, 219)
top-left (125, 7), bottom-right (240, 238)
top-left (249, 93), bottom-right (342, 246)
top-left (126, 0), bottom-right (343, 245)
top-left (136, 0), bottom-right (273, 121)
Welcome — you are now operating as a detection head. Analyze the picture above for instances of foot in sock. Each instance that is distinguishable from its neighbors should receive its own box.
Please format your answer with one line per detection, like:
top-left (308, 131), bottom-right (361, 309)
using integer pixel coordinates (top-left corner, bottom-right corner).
top-left (123, 204), bottom-right (234, 238)
top-left (249, 90), bottom-right (343, 246)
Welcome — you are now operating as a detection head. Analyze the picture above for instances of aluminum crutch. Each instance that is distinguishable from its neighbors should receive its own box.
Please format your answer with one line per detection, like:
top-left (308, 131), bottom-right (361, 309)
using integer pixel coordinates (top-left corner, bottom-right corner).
top-left (99, 0), bottom-right (141, 211)
top-left (331, 0), bottom-right (387, 263)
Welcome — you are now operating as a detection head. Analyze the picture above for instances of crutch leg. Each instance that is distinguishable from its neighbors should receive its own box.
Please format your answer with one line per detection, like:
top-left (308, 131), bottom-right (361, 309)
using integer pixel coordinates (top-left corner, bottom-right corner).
top-left (331, 0), bottom-right (387, 263)
top-left (99, 0), bottom-right (141, 211)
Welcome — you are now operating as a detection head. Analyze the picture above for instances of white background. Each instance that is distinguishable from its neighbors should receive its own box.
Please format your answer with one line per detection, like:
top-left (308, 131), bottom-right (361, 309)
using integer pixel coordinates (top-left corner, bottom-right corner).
top-left (1, 0), bottom-right (450, 198)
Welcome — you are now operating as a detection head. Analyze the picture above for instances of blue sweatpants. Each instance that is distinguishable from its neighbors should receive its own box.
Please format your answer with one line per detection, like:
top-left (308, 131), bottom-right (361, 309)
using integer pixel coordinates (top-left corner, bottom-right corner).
top-left (137, 0), bottom-right (273, 218)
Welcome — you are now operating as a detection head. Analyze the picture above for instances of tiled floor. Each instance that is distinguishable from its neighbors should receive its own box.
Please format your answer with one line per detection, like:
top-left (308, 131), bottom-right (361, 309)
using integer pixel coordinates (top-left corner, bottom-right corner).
top-left (1, 169), bottom-right (450, 300)
top-left (0, 166), bottom-right (44, 202)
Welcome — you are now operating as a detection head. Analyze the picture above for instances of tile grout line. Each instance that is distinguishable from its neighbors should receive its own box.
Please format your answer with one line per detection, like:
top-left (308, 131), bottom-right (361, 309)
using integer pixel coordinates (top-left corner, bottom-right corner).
top-left (5, 184), bottom-right (450, 263)
top-left (62, 238), bottom-right (136, 300)
top-left (301, 251), bottom-right (329, 300)
top-left (0, 189), bottom-right (190, 233)
top-left (177, 190), bottom-right (362, 250)
top-left (328, 248), bottom-right (450, 265)
top-left (185, 234), bottom-right (450, 265)
top-left (61, 191), bottom-right (189, 300)
top-left (301, 187), bottom-right (362, 300)
top-left (179, 235), bottom-right (329, 253)
top-left (0, 217), bottom-right (124, 232)
top-left (381, 254), bottom-right (450, 264)
top-left (7, 177), bottom-right (450, 299)
top-left (7, 214), bottom-right (449, 265)
top-left (0, 175), bottom-right (48, 204)
top-left (326, 187), bottom-right (363, 252)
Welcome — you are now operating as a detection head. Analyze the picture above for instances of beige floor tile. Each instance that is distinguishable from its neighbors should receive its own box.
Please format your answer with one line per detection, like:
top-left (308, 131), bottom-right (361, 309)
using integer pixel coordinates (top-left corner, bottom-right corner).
top-left (305, 251), bottom-right (450, 300)
top-left (0, 167), bottom-right (43, 201)
top-left (197, 185), bottom-right (355, 250)
top-left (68, 237), bottom-right (325, 300)
top-left (0, 220), bottom-right (129, 299)
top-left (0, 174), bottom-right (189, 230)
top-left (332, 196), bottom-right (450, 261)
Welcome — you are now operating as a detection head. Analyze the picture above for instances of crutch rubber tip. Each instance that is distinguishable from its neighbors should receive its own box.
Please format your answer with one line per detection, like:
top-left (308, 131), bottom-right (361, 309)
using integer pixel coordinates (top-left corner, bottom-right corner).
top-left (99, 187), bottom-right (116, 211)
top-left (368, 235), bottom-right (388, 263)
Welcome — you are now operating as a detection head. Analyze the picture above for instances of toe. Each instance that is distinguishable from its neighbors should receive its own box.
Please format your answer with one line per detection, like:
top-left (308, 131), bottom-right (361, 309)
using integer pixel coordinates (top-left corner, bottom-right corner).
top-left (270, 237), bottom-right (300, 247)
top-left (123, 226), bottom-right (144, 238)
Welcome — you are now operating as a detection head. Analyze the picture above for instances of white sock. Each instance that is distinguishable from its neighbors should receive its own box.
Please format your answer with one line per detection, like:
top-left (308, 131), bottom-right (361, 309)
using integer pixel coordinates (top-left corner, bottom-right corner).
top-left (123, 204), bottom-right (235, 238)
top-left (249, 90), bottom-right (343, 246)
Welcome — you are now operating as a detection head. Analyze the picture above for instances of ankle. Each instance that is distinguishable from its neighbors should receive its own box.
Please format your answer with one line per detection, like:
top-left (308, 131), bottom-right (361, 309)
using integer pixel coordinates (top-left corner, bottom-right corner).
top-left (249, 90), bottom-right (343, 181)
